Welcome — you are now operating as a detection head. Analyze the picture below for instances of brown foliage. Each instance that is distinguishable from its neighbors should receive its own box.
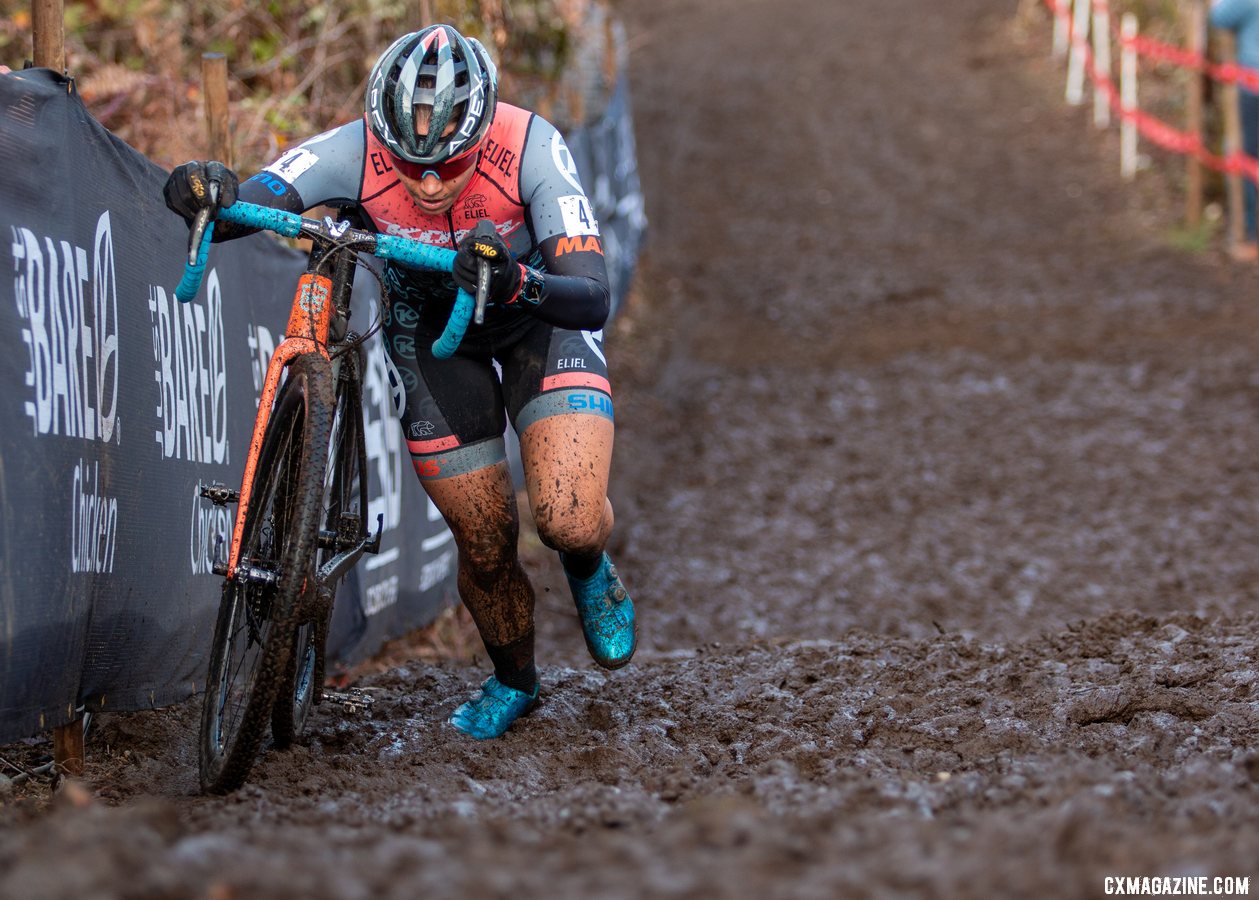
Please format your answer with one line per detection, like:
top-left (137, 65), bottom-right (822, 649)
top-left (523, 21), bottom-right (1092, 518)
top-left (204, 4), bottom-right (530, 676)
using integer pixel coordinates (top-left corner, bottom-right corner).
top-left (0, 0), bottom-right (596, 171)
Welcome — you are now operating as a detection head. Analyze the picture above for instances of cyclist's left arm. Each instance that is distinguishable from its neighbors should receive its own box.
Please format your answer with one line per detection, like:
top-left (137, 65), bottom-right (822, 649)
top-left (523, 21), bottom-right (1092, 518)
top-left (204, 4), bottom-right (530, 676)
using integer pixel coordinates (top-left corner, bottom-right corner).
top-left (517, 117), bottom-right (611, 331)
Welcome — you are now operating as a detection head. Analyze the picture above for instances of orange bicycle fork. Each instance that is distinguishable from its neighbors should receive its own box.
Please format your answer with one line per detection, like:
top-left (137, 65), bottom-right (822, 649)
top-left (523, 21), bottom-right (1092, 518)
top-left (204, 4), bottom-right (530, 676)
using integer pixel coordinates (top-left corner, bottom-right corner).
top-left (221, 273), bottom-right (334, 582)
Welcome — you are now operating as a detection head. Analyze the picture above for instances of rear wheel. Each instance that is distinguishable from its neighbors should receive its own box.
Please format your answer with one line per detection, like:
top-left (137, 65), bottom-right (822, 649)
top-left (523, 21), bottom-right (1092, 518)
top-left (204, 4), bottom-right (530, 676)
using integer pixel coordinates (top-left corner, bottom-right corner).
top-left (272, 350), bottom-right (364, 747)
top-left (199, 359), bottom-right (331, 794)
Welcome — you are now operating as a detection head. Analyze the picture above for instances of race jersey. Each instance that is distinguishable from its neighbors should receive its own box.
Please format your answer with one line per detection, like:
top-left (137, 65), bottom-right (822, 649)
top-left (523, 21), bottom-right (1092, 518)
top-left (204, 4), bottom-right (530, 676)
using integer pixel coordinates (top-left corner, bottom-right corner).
top-left (233, 103), bottom-right (610, 335)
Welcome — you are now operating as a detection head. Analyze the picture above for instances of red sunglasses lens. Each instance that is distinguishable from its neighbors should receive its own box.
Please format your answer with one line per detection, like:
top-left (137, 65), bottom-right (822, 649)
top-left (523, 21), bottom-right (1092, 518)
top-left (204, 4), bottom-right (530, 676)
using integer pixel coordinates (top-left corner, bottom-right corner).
top-left (390, 151), bottom-right (478, 181)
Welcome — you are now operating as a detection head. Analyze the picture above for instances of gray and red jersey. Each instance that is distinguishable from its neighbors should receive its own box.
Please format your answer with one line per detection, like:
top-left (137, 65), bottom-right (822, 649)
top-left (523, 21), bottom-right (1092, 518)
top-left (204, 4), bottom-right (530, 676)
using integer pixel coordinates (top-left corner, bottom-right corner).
top-left (234, 103), bottom-right (615, 481)
top-left (237, 102), bottom-right (610, 335)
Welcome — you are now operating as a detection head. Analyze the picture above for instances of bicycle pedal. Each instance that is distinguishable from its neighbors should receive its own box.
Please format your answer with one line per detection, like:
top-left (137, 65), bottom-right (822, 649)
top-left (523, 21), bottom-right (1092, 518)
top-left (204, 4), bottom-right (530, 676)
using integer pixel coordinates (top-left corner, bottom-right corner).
top-left (321, 689), bottom-right (375, 716)
top-left (199, 482), bottom-right (240, 506)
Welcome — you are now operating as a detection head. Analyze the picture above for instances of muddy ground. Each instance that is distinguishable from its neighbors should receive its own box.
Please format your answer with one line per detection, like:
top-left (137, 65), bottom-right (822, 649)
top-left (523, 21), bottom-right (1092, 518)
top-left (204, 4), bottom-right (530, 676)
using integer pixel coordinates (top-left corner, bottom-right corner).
top-left (3, 0), bottom-right (1259, 897)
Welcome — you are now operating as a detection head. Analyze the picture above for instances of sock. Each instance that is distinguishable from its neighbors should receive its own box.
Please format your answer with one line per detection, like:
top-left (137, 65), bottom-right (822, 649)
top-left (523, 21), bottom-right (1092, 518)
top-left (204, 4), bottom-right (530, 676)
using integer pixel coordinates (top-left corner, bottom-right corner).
top-left (560, 550), bottom-right (601, 581)
top-left (485, 631), bottom-right (538, 695)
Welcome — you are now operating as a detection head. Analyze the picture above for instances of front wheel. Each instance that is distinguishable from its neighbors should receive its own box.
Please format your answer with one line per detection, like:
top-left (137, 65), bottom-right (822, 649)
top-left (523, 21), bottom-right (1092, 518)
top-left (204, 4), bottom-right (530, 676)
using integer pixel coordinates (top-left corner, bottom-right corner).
top-left (272, 349), bottom-right (363, 747)
top-left (199, 359), bottom-right (332, 794)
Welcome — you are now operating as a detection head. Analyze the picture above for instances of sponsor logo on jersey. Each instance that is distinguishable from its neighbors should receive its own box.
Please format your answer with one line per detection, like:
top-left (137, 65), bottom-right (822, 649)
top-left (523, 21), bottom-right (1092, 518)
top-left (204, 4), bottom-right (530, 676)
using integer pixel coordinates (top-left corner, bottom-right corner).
top-left (482, 136), bottom-right (518, 179)
top-left (554, 235), bottom-right (603, 257)
top-left (461, 193), bottom-right (489, 222)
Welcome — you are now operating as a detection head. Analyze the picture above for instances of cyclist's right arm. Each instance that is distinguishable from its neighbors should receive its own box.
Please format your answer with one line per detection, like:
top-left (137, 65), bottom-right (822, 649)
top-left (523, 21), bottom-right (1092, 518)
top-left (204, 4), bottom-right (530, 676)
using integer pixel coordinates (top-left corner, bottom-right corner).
top-left (166, 120), bottom-right (369, 241)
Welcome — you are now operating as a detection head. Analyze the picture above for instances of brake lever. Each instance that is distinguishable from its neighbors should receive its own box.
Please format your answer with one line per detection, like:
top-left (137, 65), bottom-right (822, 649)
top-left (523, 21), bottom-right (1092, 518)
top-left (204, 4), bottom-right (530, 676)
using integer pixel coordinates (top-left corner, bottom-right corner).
top-left (186, 181), bottom-right (221, 266)
top-left (474, 259), bottom-right (490, 325)
top-left (472, 218), bottom-right (497, 326)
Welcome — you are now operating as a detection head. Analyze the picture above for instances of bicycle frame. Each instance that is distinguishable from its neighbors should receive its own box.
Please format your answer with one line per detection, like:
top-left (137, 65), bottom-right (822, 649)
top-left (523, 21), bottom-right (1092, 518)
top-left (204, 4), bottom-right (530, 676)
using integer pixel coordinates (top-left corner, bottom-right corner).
top-left (226, 270), bottom-right (339, 582)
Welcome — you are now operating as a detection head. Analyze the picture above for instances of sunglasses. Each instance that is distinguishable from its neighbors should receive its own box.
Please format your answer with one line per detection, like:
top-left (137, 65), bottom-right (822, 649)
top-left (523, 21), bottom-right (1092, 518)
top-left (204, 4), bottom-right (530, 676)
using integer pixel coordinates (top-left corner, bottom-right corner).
top-left (388, 149), bottom-right (480, 182)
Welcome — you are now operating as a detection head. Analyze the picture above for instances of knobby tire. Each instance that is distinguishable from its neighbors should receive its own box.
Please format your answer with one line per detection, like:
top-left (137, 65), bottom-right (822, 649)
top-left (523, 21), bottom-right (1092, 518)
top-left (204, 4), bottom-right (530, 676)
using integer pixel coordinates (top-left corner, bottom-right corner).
top-left (271, 348), bottom-right (365, 747)
top-left (199, 357), bottom-right (332, 794)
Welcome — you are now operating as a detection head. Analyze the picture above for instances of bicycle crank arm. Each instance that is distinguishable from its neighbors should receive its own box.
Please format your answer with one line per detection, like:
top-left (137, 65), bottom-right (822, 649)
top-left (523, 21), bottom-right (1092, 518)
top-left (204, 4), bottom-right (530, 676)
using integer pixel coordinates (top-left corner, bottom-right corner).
top-left (315, 515), bottom-right (384, 587)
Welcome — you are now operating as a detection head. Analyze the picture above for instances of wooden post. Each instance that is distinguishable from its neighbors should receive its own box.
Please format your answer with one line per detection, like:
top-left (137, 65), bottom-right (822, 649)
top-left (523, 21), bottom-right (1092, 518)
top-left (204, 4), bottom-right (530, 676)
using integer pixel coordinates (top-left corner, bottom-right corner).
top-left (1053, 0), bottom-right (1071, 58)
top-left (1219, 32), bottom-right (1247, 251)
top-left (1067, 0), bottom-right (1092, 106)
top-left (1092, 0), bottom-right (1112, 127)
top-left (202, 53), bottom-right (232, 166)
top-left (1121, 13), bottom-right (1139, 179)
top-left (53, 719), bottom-right (84, 777)
top-left (31, 0), bottom-right (66, 72)
top-left (1184, 0), bottom-right (1206, 226)
top-left (420, 0), bottom-right (435, 24)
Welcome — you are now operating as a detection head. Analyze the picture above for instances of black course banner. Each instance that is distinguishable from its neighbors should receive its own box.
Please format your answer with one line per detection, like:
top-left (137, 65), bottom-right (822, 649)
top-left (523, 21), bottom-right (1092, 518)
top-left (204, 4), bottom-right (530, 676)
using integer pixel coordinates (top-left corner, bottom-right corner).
top-left (0, 69), bottom-right (456, 743)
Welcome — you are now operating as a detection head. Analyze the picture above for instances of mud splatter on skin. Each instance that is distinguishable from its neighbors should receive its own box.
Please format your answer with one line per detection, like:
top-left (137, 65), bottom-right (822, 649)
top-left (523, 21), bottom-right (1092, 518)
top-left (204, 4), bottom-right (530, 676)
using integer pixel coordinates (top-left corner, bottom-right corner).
top-left (5, 0), bottom-right (1259, 895)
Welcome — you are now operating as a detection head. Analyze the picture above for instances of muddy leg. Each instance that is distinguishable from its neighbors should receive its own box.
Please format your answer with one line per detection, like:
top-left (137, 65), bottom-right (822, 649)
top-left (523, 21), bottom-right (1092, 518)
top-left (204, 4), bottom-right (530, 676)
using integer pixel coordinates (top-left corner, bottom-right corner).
top-left (422, 461), bottom-right (537, 691)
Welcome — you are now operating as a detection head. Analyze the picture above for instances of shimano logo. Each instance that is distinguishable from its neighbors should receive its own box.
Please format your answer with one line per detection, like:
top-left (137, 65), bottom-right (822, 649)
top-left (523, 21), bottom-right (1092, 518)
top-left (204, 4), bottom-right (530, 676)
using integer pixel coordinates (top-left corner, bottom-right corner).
top-left (11, 213), bottom-right (121, 444)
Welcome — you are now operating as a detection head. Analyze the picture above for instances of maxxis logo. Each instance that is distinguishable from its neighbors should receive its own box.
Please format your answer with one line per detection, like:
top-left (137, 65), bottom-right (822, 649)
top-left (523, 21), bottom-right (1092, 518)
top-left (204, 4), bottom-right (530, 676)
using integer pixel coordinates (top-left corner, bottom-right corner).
top-left (11, 212), bottom-right (121, 444)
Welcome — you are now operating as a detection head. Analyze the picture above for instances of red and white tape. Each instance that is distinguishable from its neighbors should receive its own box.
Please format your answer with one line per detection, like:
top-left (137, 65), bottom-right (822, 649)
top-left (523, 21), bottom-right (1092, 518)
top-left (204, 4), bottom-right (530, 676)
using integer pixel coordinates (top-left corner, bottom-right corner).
top-left (1045, 0), bottom-right (1259, 184)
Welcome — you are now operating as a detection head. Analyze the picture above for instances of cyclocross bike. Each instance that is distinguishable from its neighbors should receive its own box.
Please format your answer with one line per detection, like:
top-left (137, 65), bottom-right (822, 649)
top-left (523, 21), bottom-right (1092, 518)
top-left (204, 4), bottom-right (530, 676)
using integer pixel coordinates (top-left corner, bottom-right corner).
top-left (176, 193), bottom-right (492, 793)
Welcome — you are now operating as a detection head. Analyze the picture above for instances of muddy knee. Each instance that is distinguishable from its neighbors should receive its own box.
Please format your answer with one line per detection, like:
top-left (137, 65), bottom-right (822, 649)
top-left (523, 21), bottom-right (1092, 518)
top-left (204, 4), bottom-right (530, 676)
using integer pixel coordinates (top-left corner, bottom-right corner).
top-left (532, 498), bottom-right (611, 557)
top-left (455, 522), bottom-right (521, 586)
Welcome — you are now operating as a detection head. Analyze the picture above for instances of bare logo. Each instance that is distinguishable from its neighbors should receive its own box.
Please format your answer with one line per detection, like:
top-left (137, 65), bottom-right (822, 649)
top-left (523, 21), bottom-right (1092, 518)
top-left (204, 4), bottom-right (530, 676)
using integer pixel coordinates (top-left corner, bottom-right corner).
top-left (11, 213), bottom-right (121, 443)
top-left (149, 270), bottom-right (229, 464)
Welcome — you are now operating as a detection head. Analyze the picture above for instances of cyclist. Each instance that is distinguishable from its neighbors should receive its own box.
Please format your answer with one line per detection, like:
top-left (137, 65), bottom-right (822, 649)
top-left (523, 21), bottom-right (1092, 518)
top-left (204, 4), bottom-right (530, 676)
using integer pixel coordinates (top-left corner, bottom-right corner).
top-left (163, 24), bottom-right (636, 739)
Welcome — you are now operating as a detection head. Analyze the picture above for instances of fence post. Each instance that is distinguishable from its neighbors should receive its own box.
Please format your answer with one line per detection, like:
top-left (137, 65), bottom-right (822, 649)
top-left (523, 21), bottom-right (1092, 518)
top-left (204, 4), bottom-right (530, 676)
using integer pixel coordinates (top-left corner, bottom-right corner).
top-left (1184, 0), bottom-right (1207, 227)
top-left (53, 718), bottom-right (84, 777)
top-left (1121, 13), bottom-right (1139, 179)
top-left (1067, 0), bottom-right (1093, 105)
top-left (202, 53), bottom-right (232, 167)
top-left (1218, 32), bottom-right (1247, 252)
top-left (1053, 0), bottom-right (1071, 58)
top-left (1092, 0), bottom-right (1112, 127)
top-left (420, 0), bottom-right (435, 24)
top-left (31, 0), bottom-right (66, 72)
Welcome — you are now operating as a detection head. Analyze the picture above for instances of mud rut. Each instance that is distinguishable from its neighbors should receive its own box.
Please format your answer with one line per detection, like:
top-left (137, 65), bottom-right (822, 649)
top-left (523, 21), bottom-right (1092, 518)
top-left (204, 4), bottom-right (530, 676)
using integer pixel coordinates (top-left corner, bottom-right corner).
top-left (4, 0), bottom-right (1259, 897)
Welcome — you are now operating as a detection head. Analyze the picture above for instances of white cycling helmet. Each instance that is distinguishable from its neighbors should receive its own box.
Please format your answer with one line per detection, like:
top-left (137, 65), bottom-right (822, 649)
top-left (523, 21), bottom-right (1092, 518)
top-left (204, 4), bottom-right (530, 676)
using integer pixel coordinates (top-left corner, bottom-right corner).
top-left (366, 25), bottom-right (499, 165)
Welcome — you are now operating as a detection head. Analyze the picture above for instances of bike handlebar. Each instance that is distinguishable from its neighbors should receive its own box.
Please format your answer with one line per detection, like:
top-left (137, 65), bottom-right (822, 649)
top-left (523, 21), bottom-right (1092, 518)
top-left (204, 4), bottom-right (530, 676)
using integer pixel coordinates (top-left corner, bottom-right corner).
top-left (174, 200), bottom-right (482, 359)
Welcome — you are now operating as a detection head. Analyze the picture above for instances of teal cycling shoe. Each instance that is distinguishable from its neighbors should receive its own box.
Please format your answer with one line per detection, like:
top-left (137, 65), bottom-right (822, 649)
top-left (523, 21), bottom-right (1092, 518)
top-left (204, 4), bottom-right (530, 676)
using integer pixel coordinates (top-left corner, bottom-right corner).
top-left (565, 553), bottom-right (637, 669)
top-left (448, 675), bottom-right (539, 740)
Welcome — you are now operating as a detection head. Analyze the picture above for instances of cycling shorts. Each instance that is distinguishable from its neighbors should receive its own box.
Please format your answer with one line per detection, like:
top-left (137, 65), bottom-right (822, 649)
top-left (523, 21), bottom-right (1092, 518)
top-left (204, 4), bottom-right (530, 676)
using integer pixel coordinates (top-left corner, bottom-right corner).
top-left (384, 301), bottom-right (613, 482)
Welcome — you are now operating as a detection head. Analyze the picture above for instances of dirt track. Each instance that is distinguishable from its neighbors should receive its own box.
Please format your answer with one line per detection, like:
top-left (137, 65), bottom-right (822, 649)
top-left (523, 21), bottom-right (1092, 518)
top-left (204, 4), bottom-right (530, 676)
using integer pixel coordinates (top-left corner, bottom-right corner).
top-left (3, 0), bottom-right (1259, 897)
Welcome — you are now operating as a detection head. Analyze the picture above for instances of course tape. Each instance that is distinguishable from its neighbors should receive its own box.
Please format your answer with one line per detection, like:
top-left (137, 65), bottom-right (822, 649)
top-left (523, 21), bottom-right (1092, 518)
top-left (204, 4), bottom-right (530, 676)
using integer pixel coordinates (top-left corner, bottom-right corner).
top-left (1045, 0), bottom-right (1259, 183)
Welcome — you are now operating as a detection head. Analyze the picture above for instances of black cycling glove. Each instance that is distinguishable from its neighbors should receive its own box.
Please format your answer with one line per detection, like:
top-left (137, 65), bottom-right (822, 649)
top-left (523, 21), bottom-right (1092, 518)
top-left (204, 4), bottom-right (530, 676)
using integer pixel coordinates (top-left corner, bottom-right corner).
top-left (453, 228), bottom-right (525, 306)
top-left (163, 160), bottom-right (239, 225)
